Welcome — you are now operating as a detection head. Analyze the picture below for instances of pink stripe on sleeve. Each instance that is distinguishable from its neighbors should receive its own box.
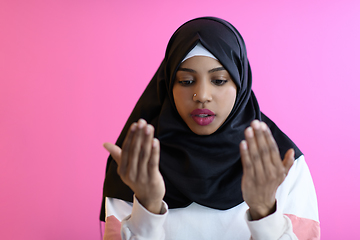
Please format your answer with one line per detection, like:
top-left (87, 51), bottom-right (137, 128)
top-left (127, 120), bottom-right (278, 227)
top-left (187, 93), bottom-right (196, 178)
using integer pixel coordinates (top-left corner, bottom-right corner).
top-left (285, 214), bottom-right (320, 240)
top-left (104, 215), bottom-right (122, 240)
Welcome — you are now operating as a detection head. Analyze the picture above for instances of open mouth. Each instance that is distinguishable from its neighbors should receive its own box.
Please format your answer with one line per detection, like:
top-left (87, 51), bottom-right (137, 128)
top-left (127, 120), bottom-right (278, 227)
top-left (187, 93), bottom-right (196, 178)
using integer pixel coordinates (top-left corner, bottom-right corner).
top-left (191, 109), bottom-right (215, 126)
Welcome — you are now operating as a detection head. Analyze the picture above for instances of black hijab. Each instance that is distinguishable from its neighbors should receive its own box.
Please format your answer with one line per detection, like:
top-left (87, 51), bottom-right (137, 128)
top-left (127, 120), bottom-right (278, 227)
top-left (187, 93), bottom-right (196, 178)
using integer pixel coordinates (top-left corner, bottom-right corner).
top-left (100, 17), bottom-right (301, 221)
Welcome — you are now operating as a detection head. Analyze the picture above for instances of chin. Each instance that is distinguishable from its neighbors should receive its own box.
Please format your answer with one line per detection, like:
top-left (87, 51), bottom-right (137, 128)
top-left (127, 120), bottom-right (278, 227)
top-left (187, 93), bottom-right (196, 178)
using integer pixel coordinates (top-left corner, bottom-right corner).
top-left (189, 125), bottom-right (217, 136)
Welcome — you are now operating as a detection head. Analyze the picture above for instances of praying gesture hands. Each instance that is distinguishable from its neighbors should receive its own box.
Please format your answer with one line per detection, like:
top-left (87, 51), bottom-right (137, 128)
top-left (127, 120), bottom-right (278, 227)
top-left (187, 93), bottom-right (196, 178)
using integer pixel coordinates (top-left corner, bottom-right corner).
top-left (240, 120), bottom-right (294, 220)
top-left (103, 118), bottom-right (294, 219)
top-left (103, 119), bottom-right (165, 214)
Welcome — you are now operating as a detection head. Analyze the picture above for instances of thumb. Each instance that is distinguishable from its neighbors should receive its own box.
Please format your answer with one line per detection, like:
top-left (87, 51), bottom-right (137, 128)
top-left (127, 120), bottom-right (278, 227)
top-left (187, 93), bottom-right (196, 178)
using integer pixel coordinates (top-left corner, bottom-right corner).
top-left (103, 142), bottom-right (122, 162)
top-left (283, 148), bottom-right (295, 176)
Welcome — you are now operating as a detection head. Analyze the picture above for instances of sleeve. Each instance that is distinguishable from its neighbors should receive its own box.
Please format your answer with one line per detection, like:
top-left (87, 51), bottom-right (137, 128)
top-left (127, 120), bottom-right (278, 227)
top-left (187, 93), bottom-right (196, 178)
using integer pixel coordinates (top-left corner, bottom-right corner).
top-left (103, 196), bottom-right (168, 240)
top-left (245, 155), bottom-right (320, 240)
top-left (245, 201), bottom-right (298, 240)
top-left (281, 155), bottom-right (320, 239)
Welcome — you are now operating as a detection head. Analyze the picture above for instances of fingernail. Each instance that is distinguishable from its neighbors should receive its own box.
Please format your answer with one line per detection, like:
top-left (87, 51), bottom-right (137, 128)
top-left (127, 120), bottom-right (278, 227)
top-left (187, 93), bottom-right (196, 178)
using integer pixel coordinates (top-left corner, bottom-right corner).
top-left (152, 138), bottom-right (159, 147)
top-left (145, 125), bottom-right (151, 135)
top-left (252, 120), bottom-right (260, 129)
top-left (260, 122), bottom-right (267, 131)
top-left (130, 123), bottom-right (137, 131)
top-left (246, 127), bottom-right (253, 137)
top-left (241, 140), bottom-right (247, 149)
top-left (138, 119), bottom-right (145, 129)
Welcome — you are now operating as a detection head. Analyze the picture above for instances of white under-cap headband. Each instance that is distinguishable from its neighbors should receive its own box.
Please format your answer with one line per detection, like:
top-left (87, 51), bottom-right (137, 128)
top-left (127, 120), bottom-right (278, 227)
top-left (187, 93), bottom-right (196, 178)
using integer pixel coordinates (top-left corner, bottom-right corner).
top-left (181, 42), bottom-right (217, 63)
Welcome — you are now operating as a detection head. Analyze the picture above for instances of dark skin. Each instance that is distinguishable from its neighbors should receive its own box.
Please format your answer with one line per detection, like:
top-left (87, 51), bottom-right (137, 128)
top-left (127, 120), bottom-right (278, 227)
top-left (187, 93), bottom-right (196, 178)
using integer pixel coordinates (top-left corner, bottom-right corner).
top-left (240, 120), bottom-right (294, 220)
top-left (103, 119), bottom-right (294, 219)
top-left (103, 52), bottom-right (294, 219)
top-left (104, 119), bottom-right (165, 214)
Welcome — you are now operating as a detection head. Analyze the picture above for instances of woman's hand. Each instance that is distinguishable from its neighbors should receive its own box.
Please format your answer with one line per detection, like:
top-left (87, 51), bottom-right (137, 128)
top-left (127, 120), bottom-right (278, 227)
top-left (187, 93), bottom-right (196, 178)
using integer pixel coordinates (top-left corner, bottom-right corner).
top-left (239, 120), bottom-right (294, 220)
top-left (103, 119), bottom-right (165, 214)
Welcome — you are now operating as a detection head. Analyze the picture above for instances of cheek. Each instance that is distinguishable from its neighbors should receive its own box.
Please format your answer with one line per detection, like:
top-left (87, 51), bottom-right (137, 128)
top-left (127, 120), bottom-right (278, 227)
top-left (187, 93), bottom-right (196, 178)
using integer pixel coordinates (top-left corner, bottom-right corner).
top-left (229, 88), bottom-right (237, 105)
top-left (173, 87), bottom-right (188, 115)
top-left (223, 87), bottom-right (237, 111)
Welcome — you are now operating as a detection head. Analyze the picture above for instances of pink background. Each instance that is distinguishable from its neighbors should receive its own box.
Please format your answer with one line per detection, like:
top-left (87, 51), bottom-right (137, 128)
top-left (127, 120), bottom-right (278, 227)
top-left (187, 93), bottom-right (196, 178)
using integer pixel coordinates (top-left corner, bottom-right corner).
top-left (1, 0), bottom-right (359, 239)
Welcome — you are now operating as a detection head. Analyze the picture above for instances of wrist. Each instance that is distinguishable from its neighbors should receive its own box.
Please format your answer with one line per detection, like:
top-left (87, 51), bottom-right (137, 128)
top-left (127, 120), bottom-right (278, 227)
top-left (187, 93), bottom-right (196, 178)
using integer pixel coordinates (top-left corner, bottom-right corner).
top-left (248, 202), bottom-right (276, 220)
top-left (136, 195), bottom-right (163, 214)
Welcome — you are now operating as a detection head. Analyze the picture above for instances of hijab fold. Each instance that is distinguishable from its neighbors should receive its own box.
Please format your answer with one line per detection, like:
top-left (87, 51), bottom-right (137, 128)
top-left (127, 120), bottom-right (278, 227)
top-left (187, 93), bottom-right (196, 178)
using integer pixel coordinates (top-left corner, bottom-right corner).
top-left (100, 17), bottom-right (301, 221)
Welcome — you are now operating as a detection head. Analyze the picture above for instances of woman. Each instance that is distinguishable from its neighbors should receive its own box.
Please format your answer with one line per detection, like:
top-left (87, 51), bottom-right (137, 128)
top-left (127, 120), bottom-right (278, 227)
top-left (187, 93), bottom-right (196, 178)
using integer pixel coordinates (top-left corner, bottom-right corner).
top-left (101, 17), bottom-right (320, 239)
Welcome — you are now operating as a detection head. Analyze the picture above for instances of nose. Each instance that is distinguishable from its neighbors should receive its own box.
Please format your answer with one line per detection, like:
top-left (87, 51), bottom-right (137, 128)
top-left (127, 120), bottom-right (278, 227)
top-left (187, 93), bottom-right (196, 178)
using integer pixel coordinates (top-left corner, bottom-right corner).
top-left (193, 80), bottom-right (212, 103)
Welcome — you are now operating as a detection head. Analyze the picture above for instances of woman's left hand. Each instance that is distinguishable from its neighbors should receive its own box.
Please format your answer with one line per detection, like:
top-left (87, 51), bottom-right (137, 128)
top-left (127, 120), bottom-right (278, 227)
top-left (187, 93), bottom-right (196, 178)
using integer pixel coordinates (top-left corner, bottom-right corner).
top-left (239, 120), bottom-right (294, 220)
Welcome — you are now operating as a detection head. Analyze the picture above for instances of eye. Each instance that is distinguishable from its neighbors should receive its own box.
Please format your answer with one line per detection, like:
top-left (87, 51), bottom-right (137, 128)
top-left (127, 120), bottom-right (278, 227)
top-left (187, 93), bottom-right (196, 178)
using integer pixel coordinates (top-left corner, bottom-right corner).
top-left (211, 79), bottom-right (228, 86)
top-left (178, 80), bottom-right (194, 86)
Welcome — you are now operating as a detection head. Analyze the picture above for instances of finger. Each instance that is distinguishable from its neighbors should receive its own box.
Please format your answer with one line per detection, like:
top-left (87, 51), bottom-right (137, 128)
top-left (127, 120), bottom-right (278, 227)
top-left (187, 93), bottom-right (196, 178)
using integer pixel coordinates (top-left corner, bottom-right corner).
top-left (103, 142), bottom-right (122, 162)
top-left (245, 126), bottom-right (265, 181)
top-left (239, 140), bottom-right (254, 177)
top-left (127, 119), bottom-right (147, 180)
top-left (120, 122), bottom-right (137, 176)
top-left (103, 142), bottom-right (123, 177)
top-left (137, 123), bottom-right (154, 179)
top-left (252, 121), bottom-right (274, 174)
top-left (283, 148), bottom-right (295, 176)
top-left (263, 124), bottom-right (282, 169)
top-left (148, 138), bottom-right (160, 178)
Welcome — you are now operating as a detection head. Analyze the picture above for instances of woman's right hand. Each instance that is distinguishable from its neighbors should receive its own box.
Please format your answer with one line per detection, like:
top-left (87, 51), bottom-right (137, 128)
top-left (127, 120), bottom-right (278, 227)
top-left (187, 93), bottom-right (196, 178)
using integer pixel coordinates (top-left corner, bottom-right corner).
top-left (103, 119), bottom-right (165, 214)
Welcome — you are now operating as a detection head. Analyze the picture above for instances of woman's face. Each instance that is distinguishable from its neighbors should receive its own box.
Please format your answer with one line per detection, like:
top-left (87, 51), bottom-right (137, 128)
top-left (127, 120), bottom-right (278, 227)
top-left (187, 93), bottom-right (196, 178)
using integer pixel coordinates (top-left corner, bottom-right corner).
top-left (173, 56), bottom-right (237, 135)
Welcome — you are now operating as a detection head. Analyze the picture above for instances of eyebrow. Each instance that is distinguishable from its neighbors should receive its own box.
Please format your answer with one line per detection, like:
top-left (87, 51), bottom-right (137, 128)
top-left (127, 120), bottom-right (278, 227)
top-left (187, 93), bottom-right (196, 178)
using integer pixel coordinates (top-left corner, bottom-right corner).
top-left (177, 67), bottom-right (196, 73)
top-left (177, 66), bottom-right (226, 73)
top-left (208, 67), bottom-right (226, 73)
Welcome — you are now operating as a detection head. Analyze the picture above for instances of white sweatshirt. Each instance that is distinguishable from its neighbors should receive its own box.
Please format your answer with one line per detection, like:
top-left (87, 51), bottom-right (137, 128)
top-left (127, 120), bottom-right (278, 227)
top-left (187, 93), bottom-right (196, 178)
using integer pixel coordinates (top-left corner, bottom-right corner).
top-left (104, 155), bottom-right (320, 240)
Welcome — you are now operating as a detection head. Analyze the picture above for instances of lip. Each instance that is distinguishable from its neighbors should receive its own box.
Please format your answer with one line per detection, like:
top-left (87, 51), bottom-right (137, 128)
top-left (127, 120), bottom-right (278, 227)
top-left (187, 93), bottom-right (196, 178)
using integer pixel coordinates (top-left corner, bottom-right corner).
top-left (190, 109), bottom-right (215, 126)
